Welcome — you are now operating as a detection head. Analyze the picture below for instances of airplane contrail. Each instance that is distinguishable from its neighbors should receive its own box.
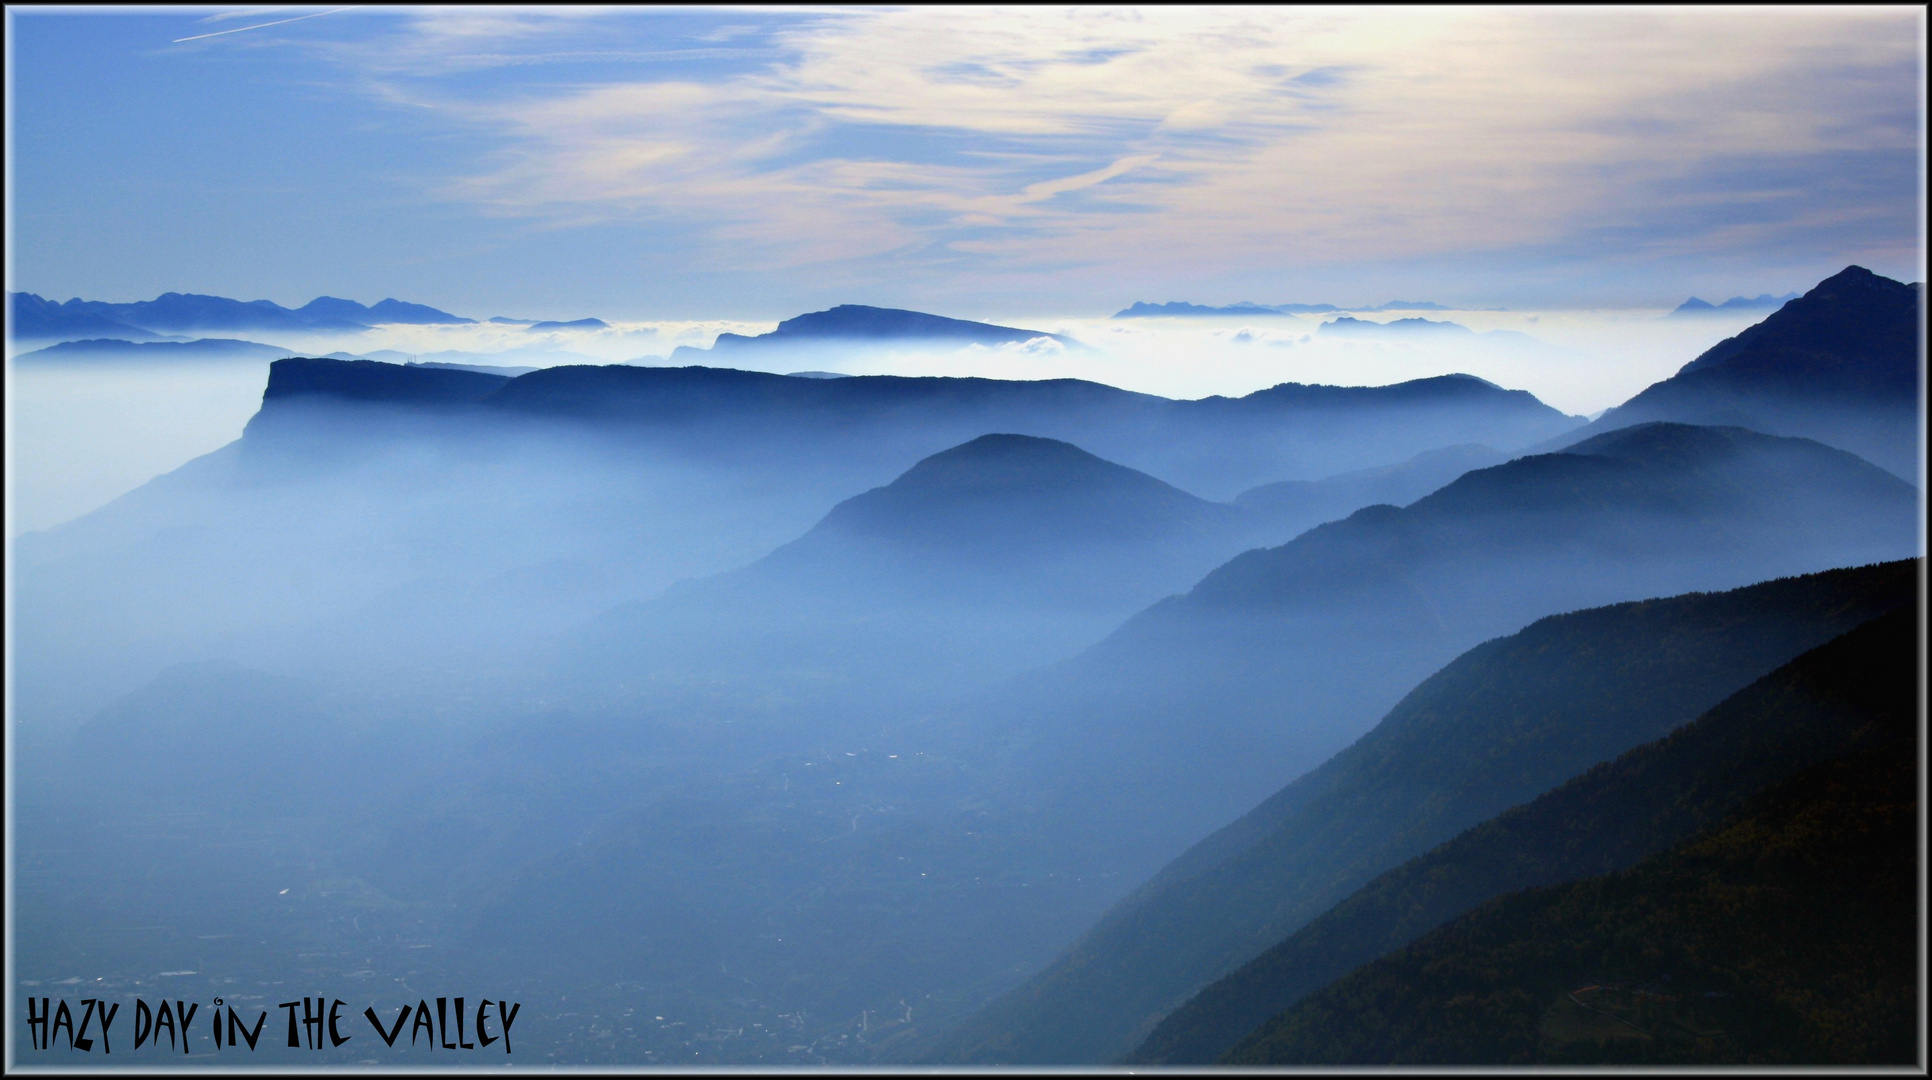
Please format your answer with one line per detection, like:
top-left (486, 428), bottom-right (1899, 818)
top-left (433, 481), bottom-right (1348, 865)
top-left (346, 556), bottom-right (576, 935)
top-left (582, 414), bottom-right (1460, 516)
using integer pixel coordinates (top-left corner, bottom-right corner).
top-left (173, 7), bottom-right (355, 43)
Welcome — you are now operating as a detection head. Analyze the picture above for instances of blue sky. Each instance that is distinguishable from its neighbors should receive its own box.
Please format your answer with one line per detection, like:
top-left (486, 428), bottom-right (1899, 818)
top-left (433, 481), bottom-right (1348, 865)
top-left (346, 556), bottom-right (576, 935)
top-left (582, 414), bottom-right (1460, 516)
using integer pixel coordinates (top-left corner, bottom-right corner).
top-left (6, 6), bottom-right (1925, 319)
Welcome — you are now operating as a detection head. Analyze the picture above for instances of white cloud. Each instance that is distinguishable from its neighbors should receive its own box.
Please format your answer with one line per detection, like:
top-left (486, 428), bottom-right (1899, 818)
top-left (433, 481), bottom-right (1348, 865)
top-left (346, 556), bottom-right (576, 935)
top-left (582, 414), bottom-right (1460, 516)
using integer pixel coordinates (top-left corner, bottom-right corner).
top-left (288, 7), bottom-right (1927, 280)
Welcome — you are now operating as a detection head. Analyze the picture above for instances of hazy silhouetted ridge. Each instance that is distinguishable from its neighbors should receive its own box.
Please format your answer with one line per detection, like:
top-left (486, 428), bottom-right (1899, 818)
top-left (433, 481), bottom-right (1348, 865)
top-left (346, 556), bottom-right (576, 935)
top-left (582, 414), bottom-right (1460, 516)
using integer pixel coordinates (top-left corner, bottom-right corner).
top-left (816, 433), bottom-right (1236, 549)
top-left (1549, 265), bottom-right (1923, 480)
top-left (675, 304), bottom-right (1081, 358)
top-left (261, 356), bottom-right (510, 406)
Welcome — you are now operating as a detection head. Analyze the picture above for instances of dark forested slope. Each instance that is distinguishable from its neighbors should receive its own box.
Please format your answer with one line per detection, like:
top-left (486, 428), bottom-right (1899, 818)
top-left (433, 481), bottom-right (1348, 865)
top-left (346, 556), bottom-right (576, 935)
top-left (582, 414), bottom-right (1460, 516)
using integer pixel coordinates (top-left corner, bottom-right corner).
top-left (923, 561), bottom-right (1916, 1063)
top-left (1225, 604), bottom-right (1918, 1065)
top-left (1142, 595), bottom-right (1920, 1062)
top-left (917, 427), bottom-right (1917, 1016)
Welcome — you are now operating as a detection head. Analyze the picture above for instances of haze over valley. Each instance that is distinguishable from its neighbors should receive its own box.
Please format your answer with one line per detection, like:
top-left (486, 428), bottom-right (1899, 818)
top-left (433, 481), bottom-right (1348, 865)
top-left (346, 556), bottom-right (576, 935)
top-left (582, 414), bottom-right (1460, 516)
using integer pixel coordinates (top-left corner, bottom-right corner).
top-left (6, 6), bottom-right (1922, 1069)
top-left (10, 290), bottom-right (1808, 535)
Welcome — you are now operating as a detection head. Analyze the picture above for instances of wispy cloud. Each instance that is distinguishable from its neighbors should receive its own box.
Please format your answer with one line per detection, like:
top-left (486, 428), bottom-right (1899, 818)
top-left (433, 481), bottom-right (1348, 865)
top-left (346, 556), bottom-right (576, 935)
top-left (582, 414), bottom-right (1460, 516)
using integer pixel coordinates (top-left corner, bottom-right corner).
top-left (168, 6), bottom-right (1928, 285)
top-left (174, 6), bottom-right (352, 43)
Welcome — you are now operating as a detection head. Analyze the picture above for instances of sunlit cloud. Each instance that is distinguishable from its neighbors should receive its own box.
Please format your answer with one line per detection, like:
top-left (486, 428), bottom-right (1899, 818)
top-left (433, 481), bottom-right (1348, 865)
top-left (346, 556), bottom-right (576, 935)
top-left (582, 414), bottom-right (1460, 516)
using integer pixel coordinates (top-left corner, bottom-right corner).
top-left (295, 5), bottom-right (1917, 287)
top-left (20, 5), bottom-right (1924, 313)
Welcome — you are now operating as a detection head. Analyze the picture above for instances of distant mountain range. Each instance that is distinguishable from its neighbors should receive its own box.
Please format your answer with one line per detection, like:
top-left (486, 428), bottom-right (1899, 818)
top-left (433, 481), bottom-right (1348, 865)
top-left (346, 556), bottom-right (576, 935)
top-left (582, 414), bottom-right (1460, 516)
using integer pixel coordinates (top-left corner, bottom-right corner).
top-left (1667, 291), bottom-right (1799, 318)
top-left (8, 295), bottom-right (166, 340)
top-left (667, 304), bottom-right (1082, 362)
top-left (526, 317), bottom-right (609, 331)
top-left (11, 336), bottom-right (581, 372)
top-left (1115, 300), bottom-right (1459, 318)
top-left (1321, 315), bottom-right (1472, 335)
top-left (1217, 604), bottom-right (1916, 1064)
top-left (1551, 265), bottom-right (1922, 481)
top-left (261, 361), bottom-right (1575, 500)
top-left (1315, 316), bottom-right (1537, 344)
top-left (486, 315), bottom-right (609, 330)
top-left (8, 291), bottom-right (474, 339)
top-left (6, 290), bottom-right (631, 345)
top-left (11, 337), bottom-right (295, 362)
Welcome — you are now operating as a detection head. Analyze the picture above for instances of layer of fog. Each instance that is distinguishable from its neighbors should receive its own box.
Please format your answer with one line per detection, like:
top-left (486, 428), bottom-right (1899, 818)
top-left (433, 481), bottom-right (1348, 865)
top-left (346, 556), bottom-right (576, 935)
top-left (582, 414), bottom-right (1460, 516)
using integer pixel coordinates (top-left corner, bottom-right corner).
top-left (243, 305), bottom-right (1767, 413)
top-left (6, 307), bottom-right (1765, 535)
top-left (6, 359), bottom-right (274, 533)
top-left (10, 310), bottom-right (1919, 1062)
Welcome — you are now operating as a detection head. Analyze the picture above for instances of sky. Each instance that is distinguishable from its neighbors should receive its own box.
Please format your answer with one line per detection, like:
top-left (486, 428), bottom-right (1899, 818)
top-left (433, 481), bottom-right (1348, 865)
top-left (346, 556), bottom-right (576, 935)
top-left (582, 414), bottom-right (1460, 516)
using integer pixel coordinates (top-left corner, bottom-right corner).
top-left (5, 5), bottom-right (1925, 320)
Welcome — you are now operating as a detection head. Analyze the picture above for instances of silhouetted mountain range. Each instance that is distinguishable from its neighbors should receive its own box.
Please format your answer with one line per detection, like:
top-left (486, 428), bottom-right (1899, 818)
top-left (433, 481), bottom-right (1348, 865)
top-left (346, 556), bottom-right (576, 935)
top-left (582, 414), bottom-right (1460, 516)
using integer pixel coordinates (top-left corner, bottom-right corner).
top-left (1115, 301), bottom-right (1311, 318)
top-left (7, 290), bottom-right (472, 339)
top-left (668, 304), bottom-right (1081, 361)
top-left (1667, 291), bottom-right (1799, 318)
top-left (1558, 266), bottom-right (1922, 481)
top-left (252, 358), bottom-right (1578, 500)
top-left (9, 292), bottom-right (163, 340)
top-left (1114, 300), bottom-right (1459, 318)
top-left (1320, 315), bottom-right (1470, 336)
top-left (1221, 604), bottom-right (1916, 1064)
top-left (13, 357), bottom-right (1579, 728)
top-left (527, 317), bottom-right (608, 331)
top-left (1131, 576), bottom-right (1916, 1064)
top-left (924, 562), bottom-right (1916, 1063)
top-left (11, 337), bottom-right (293, 362)
top-left (292, 295), bottom-right (474, 326)
top-left (921, 421), bottom-right (1916, 861)
top-left (1317, 317), bottom-right (1537, 345)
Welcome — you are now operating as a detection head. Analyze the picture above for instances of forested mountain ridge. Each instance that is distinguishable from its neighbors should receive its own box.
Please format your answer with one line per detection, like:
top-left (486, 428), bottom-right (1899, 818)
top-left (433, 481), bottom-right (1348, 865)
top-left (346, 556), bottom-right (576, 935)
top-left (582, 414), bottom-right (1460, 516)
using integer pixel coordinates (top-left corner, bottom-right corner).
top-left (1223, 604), bottom-right (1918, 1065)
top-left (1136, 591), bottom-right (1919, 1063)
top-left (919, 560), bottom-right (1918, 1064)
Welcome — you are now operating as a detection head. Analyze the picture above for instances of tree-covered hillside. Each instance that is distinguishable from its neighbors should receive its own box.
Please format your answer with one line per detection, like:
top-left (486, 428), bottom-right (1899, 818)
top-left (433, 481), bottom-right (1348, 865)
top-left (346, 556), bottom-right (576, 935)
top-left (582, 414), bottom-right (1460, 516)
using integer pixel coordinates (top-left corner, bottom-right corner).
top-left (924, 561), bottom-right (1916, 1063)
top-left (1222, 604), bottom-right (1918, 1065)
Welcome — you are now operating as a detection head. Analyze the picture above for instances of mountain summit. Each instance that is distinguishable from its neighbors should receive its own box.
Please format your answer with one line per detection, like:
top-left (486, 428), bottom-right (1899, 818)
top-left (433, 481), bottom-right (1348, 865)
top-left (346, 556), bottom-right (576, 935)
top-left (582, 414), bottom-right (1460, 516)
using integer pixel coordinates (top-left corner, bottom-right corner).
top-left (1564, 266), bottom-right (1922, 480)
top-left (570, 433), bottom-right (1259, 712)
top-left (814, 433), bottom-right (1236, 557)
